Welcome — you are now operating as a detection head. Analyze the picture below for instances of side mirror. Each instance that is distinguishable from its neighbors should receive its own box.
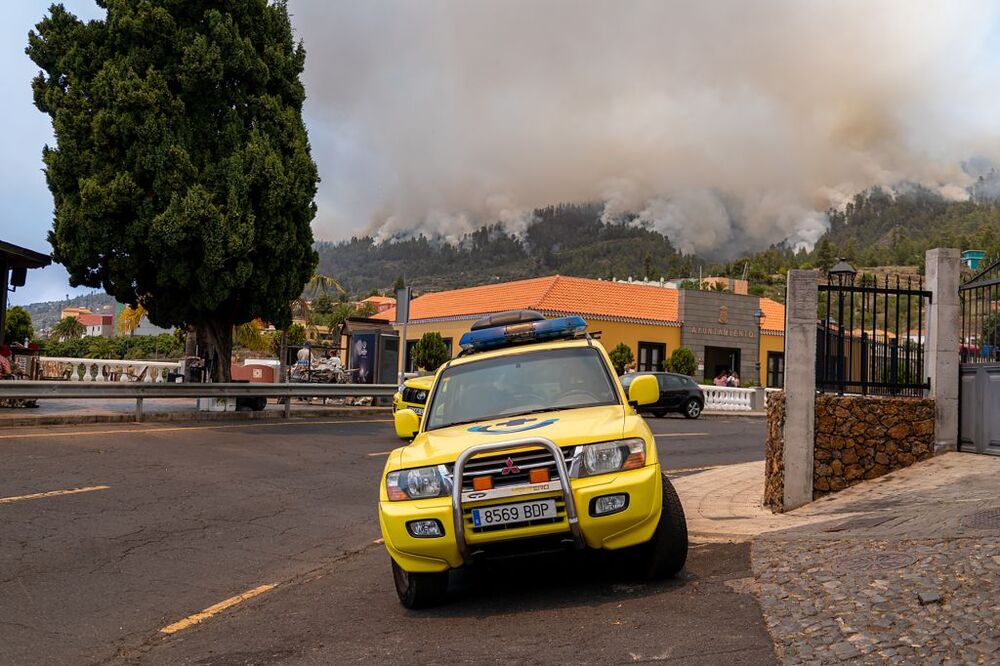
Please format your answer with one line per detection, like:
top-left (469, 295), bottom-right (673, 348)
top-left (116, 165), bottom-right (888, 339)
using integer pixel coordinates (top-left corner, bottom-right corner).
top-left (627, 374), bottom-right (659, 407)
top-left (394, 408), bottom-right (421, 440)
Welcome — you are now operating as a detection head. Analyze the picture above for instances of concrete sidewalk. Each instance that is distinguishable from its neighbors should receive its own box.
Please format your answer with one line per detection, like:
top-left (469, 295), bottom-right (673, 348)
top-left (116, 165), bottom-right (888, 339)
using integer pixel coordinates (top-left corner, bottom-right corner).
top-left (675, 453), bottom-right (1000, 663)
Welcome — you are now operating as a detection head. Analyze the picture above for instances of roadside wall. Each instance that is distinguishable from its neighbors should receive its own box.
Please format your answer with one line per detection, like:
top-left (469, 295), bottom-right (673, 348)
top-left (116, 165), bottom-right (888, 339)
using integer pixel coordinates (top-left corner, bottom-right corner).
top-left (763, 390), bottom-right (785, 511)
top-left (764, 391), bottom-right (935, 511)
top-left (813, 395), bottom-right (935, 498)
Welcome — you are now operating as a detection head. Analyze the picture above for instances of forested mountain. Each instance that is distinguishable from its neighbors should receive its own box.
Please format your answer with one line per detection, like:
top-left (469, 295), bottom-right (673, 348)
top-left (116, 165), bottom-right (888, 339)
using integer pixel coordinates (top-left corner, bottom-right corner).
top-left (21, 188), bottom-right (1000, 316)
top-left (317, 189), bottom-right (1000, 299)
top-left (316, 203), bottom-right (697, 294)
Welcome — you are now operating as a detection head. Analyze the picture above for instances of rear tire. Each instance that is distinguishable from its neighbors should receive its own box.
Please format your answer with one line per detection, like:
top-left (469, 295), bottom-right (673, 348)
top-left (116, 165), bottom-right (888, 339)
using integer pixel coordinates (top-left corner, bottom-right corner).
top-left (682, 399), bottom-right (702, 419)
top-left (639, 474), bottom-right (688, 579)
top-left (391, 559), bottom-right (448, 609)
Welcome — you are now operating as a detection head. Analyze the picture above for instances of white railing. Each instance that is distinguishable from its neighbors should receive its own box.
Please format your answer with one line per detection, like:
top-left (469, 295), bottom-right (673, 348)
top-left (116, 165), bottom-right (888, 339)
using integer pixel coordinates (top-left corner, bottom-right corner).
top-left (702, 386), bottom-right (756, 411)
top-left (37, 357), bottom-right (183, 383)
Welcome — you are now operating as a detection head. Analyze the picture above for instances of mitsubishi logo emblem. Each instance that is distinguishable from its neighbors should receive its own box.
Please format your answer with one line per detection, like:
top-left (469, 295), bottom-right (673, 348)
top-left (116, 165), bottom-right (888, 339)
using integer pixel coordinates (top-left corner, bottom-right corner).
top-left (500, 457), bottom-right (521, 475)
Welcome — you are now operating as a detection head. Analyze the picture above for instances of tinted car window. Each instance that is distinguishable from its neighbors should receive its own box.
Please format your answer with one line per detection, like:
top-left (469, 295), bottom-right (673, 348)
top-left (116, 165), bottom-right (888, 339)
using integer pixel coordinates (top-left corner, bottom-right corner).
top-left (664, 375), bottom-right (685, 389)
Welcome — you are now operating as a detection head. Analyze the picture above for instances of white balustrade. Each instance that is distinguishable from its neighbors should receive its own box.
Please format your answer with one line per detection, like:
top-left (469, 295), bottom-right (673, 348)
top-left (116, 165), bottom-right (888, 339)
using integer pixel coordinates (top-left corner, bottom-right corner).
top-left (37, 357), bottom-right (183, 383)
top-left (702, 385), bottom-right (756, 412)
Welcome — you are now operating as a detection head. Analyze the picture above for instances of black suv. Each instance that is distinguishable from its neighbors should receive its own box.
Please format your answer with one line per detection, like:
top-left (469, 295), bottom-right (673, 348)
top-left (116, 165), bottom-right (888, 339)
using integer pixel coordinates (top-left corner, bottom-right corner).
top-left (619, 372), bottom-right (704, 419)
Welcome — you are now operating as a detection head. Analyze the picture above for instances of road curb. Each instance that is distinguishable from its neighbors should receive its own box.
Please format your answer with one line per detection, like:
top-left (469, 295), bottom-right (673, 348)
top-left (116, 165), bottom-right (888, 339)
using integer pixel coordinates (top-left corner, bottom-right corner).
top-left (0, 406), bottom-right (392, 428)
top-left (700, 411), bottom-right (766, 418)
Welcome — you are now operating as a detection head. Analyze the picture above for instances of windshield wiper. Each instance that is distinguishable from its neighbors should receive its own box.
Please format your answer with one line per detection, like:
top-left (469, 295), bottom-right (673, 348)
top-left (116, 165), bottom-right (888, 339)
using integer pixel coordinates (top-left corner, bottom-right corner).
top-left (493, 405), bottom-right (589, 418)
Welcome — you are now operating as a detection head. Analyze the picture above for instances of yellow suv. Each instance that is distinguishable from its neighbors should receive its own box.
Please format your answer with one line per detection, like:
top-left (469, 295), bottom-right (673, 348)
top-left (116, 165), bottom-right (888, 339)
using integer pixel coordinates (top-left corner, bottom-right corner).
top-left (379, 310), bottom-right (688, 608)
top-left (392, 375), bottom-right (435, 417)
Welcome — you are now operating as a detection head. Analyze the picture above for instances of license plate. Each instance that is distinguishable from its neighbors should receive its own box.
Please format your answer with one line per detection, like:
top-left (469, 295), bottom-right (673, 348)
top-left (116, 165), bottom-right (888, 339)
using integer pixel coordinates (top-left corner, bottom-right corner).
top-left (471, 499), bottom-right (557, 528)
top-left (412, 407), bottom-right (424, 416)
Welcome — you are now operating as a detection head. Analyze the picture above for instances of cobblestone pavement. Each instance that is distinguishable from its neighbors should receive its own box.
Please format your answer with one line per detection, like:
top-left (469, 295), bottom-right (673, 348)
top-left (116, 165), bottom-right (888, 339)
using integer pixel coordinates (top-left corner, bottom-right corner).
top-left (754, 537), bottom-right (1000, 664)
top-left (747, 454), bottom-right (1000, 664)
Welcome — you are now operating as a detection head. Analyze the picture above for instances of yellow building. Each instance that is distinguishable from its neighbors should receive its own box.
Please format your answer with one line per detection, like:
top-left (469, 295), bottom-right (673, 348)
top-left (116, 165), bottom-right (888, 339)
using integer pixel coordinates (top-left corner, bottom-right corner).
top-left (376, 275), bottom-right (786, 387)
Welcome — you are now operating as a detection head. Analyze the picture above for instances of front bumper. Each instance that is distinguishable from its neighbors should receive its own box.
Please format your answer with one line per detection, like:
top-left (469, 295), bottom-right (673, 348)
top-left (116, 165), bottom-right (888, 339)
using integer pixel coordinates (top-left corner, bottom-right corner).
top-left (379, 461), bottom-right (662, 573)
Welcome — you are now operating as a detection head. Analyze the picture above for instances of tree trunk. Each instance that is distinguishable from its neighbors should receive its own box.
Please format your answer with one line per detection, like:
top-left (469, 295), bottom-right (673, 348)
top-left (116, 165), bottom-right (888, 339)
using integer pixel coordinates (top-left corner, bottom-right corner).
top-left (278, 330), bottom-right (288, 383)
top-left (184, 324), bottom-right (197, 358)
top-left (198, 319), bottom-right (234, 382)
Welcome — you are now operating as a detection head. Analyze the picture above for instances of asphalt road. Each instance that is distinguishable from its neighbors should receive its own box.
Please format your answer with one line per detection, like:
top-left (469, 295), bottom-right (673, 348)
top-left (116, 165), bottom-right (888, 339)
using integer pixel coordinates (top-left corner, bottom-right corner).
top-left (0, 415), bottom-right (770, 665)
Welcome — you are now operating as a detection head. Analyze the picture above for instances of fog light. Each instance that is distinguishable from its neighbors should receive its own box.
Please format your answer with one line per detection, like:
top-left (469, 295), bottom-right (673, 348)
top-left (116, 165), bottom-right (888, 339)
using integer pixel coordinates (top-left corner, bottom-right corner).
top-left (406, 519), bottom-right (444, 538)
top-left (591, 494), bottom-right (629, 517)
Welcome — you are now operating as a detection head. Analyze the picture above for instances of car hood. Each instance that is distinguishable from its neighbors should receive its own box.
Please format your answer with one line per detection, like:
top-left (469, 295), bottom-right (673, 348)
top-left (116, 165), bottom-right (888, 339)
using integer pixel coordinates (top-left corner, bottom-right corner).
top-left (399, 404), bottom-right (627, 468)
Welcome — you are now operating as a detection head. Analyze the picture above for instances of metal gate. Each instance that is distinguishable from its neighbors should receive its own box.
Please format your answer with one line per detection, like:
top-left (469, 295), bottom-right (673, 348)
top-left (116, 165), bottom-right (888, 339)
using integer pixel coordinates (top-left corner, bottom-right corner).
top-left (959, 255), bottom-right (1000, 455)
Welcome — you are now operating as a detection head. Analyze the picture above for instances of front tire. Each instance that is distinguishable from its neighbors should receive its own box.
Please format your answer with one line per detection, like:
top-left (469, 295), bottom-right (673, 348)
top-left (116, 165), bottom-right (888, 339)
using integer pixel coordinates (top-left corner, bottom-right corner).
top-left (391, 559), bottom-right (448, 609)
top-left (682, 399), bottom-right (702, 419)
top-left (639, 474), bottom-right (688, 579)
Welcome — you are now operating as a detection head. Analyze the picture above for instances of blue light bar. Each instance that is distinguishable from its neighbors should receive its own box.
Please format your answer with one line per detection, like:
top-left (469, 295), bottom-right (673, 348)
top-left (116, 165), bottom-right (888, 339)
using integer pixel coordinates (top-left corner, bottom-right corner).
top-left (459, 315), bottom-right (588, 352)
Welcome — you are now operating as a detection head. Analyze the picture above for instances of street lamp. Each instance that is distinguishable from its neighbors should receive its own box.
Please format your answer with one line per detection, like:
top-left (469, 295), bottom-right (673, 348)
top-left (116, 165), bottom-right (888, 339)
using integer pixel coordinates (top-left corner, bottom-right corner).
top-left (828, 258), bottom-right (856, 394)
top-left (828, 258), bottom-right (857, 285)
top-left (754, 308), bottom-right (765, 385)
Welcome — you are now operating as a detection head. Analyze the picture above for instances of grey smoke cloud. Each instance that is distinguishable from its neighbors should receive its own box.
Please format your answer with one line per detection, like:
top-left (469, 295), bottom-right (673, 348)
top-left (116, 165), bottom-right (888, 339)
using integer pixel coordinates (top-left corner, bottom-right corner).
top-left (291, 0), bottom-right (1000, 254)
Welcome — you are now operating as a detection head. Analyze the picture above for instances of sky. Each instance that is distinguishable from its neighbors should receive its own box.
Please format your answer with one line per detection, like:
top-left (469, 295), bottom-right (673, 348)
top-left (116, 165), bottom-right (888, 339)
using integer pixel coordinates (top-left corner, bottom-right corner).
top-left (4, 1), bottom-right (1000, 306)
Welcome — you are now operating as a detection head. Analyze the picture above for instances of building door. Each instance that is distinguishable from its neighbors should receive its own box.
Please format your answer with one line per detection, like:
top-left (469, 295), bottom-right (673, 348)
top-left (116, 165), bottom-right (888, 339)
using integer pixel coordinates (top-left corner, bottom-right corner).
top-left (767, 352), bottom-right (785, 389)
top-left (638, 342), bottom-right (666, 372)
top-left (704, 346), bottom-right (741, 382)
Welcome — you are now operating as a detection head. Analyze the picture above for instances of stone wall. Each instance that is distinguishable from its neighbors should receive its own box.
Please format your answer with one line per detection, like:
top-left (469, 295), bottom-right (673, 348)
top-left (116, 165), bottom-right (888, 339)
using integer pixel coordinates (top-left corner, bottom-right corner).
top-left (764, 391), bottom-right (935, 511)
top-left (813, 395), bottom-right (935, 498)
top-left (763, 390), bottom-right (785, 511)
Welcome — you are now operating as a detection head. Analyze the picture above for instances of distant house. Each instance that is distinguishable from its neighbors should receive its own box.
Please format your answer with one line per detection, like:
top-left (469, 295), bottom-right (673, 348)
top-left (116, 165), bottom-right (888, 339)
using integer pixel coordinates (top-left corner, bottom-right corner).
top-left (78, 314), bottom-right (114, 338)
top-left (360, 295), bottom-right (396, 314)
top-left (61, 306), bottom-right (92, 320)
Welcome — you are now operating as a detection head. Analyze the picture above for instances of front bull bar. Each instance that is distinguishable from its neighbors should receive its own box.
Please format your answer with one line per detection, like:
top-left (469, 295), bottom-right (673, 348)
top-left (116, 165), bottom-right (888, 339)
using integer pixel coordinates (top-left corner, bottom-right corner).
top-left (450, 437), bottom-right (584, 564)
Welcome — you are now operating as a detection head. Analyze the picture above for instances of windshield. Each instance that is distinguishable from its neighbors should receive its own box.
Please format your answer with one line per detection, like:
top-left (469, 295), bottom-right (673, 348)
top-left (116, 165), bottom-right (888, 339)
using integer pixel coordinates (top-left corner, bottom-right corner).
top-left (424, 346), bottom-right (620, 431)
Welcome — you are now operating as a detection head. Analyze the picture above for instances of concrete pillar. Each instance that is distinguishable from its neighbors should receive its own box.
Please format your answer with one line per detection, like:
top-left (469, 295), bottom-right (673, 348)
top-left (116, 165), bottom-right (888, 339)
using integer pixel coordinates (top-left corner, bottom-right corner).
top-left (782, 270), bottom-right (819, 511)
top-left (924, 248), bottom-right (961, 454)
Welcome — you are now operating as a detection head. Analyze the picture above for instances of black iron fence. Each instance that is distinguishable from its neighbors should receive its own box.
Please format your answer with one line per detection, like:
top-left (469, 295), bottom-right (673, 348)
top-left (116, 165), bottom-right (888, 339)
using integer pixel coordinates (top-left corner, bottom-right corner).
top-left (816, 272), bottom-right (931, 396)
top-left (960, 254), bottom-right (1000, 364)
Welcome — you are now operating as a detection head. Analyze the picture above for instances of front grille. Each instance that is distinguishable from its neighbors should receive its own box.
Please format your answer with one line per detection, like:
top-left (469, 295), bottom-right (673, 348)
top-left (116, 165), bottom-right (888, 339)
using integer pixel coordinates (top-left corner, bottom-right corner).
top-left (401, 387), bottom-right (428, 404)
top-left (449, 446), bottom-right (578, 491)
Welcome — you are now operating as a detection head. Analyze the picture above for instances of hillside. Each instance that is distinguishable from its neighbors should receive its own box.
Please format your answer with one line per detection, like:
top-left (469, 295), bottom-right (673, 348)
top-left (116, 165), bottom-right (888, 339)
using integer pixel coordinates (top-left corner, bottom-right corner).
top-left (20, 292), bottom-right (117, 332)
top-left (317, 190), bottom-right (1000, 300)
top-left (16, 189), bottom-right (1000, 318)
top-left (315, 203), bottom-right (697, 295)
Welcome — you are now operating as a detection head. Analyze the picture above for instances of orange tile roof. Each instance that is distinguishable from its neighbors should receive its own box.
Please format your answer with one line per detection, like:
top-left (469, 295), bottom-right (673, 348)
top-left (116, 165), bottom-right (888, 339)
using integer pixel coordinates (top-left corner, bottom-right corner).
top-left (759, 297), bottom-right (785, 334)
top-left (375, 275), bottom-right (680, 325)
top-left (361, 295), bottom-right (396, 305)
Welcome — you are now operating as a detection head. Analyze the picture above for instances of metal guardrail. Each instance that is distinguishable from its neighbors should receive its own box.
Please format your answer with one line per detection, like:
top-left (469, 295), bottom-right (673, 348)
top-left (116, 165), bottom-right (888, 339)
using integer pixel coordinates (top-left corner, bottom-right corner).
top-left (0, 381), bottom-right (398, 421)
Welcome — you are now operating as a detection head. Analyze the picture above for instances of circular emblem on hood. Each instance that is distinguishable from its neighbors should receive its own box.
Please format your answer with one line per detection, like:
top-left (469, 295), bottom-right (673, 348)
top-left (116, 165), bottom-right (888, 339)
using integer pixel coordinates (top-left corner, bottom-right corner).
top-left (468, 417), bottom-right (559, 434)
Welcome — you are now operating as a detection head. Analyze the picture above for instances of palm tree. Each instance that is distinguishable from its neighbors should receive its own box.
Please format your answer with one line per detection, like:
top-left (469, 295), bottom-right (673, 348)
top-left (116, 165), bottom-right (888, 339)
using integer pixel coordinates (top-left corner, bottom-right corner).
top-left (291, 274), bottom-right (348, 339)
top-left (234, 320), bottom-right (274, 352)
top-left (51, 316), bottom-right (85, 340)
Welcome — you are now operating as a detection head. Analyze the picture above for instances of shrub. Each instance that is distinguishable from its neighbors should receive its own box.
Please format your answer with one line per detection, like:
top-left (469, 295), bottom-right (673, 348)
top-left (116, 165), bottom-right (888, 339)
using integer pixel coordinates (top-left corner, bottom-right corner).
top-left (412, 332), bottom-right (450, 371)
top-left (666, 347), bottom-right (697, 377)
top-left (607, 343), bottom-right (634, 376)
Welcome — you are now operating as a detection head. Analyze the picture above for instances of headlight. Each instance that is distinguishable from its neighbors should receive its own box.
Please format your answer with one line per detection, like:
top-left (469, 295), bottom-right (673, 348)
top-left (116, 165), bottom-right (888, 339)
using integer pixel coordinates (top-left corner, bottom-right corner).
top-left (385, 466), bottom-right (449, 501)
top-left (397, 383), bottom-right (406, 393)
top-left (577, 439), bottom-right (646, 477)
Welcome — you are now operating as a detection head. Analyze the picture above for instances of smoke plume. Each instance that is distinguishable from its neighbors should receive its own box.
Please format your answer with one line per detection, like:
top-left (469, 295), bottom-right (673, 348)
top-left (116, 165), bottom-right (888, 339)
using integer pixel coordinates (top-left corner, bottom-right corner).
top-left (290, 0), bottom-right (1000, 255)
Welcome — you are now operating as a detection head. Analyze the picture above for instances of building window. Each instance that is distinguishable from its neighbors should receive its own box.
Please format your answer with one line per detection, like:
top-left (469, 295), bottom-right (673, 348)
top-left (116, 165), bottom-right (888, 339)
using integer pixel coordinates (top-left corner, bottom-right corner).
top-left (637, 342), bottom-right (666, 372)
top-left (767, 352), bottom-right (785, 389)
